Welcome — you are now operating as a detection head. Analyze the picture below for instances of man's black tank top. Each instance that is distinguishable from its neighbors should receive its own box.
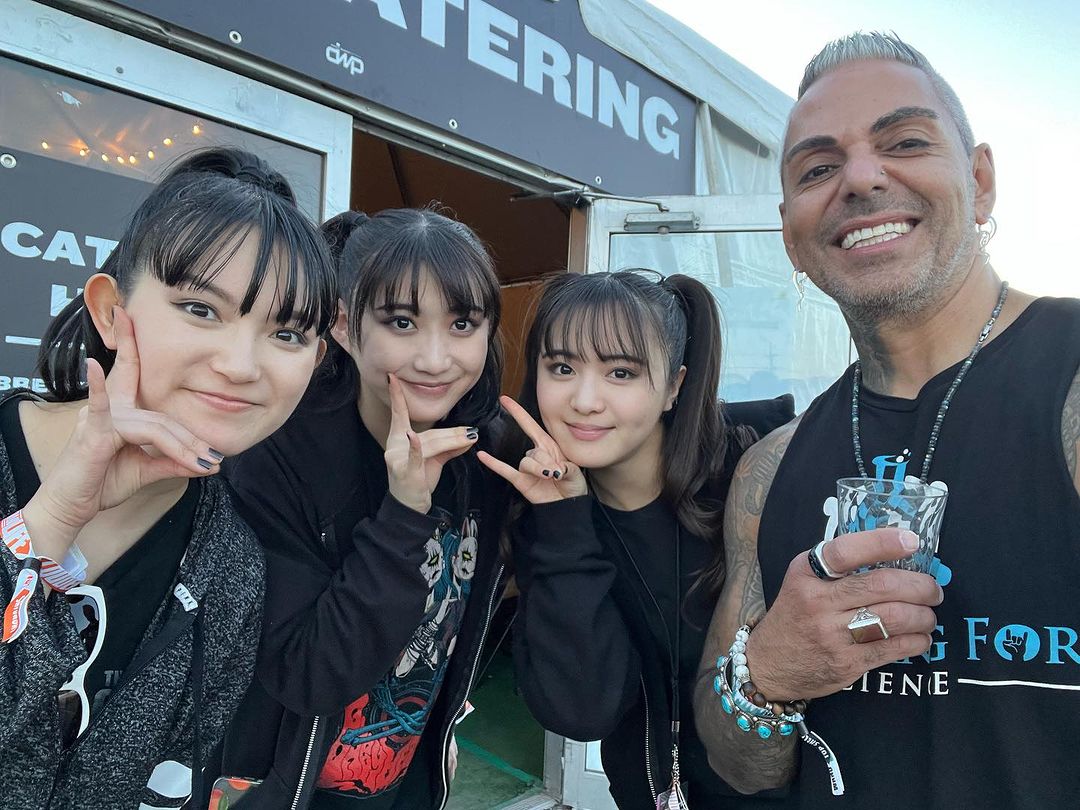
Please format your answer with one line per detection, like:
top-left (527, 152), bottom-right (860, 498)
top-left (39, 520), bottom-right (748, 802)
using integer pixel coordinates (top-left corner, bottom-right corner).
top-left (756, 297), bottom-right (1080, 809)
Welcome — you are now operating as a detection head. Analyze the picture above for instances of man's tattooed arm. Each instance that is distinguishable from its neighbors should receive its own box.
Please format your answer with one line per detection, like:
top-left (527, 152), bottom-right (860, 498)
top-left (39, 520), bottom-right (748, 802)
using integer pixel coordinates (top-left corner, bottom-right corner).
top-left (1063, 367), bottom-right (1080, 495)
top-left (693, 416), bottom-right (801, 794)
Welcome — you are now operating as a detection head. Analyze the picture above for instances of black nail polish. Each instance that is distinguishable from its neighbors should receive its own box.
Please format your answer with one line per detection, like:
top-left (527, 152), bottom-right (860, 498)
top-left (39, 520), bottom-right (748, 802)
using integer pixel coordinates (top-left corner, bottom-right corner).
top-left (197, 457), bottom-right (213, 470)
top-left (552, 470), bottom-right (562, 479)
top-left (466, 431), bottom-right (478, 441)
top-left (542, 469), bottom-right (551, 477)
top-left (207, 449), bottom-right (225, 461)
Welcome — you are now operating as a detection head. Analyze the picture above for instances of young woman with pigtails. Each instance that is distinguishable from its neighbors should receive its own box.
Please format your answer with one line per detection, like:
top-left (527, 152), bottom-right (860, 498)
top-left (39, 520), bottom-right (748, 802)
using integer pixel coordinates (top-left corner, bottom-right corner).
top-left (0, 147), bottom-right (337, 809)
top-left (218, 208), bottom-right (509, 810)
top-left (480, 271), bottom-right (794, 810)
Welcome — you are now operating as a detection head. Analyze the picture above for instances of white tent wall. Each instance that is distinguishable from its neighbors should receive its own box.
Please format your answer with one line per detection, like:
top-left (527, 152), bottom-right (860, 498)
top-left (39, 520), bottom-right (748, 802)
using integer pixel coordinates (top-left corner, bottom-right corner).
top-left (579, 0), bottom-right (791, 195)
top-left (579, 0), bottom-right (848, 410)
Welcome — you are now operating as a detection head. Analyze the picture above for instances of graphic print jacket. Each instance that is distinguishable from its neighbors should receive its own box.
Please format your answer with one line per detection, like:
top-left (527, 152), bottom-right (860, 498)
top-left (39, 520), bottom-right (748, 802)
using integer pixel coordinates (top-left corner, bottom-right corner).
top-left (217, 381), bottom-right (507, 810)
top-left (0, 431), bottom-right (265, 810)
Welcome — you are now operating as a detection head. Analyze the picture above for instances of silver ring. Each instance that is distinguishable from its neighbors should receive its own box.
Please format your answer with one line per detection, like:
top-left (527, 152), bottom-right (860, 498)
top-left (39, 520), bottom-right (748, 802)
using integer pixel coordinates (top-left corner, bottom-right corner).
top-left (847, 607), bottom-right (889, 644)
top-left (807, 540), bottom-right (843, 581)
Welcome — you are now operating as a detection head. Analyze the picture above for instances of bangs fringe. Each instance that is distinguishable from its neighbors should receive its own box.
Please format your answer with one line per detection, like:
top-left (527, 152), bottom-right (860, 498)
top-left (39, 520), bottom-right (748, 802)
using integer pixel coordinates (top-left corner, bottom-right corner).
top-left (139, 179), bottom-right (334, 334)
top-left (353, 222), bottom-right (500, 330)
top-left (538, 276), bottom-right (665, 384)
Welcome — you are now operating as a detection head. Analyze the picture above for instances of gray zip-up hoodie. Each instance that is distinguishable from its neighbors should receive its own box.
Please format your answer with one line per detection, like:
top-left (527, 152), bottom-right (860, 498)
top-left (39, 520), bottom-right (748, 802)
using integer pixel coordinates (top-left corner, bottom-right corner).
top-left (0, 436), bottom-right (264, 810)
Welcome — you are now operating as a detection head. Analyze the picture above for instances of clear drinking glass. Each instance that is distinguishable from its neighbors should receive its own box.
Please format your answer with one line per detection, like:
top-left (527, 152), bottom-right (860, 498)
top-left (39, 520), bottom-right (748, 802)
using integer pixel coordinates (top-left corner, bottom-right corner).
top-left (835, 477), bottom-right (949, 574)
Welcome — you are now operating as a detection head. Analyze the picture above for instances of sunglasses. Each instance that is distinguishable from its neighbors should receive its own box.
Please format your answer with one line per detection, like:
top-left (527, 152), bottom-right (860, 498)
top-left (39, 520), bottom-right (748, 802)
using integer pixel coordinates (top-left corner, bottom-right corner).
top-left (58, 583), bottom-right (106, 750)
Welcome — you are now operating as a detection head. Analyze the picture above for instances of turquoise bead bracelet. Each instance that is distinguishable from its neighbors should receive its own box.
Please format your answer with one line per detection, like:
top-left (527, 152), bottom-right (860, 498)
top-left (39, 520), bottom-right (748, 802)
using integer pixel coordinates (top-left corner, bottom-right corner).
top-left (713, 624), bottom-right (847, 796)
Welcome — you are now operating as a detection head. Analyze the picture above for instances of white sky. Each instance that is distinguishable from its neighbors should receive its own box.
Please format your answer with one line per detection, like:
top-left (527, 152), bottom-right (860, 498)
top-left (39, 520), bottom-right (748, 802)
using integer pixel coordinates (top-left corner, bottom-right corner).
top-left (647, 0), bottom-right (1079, 299)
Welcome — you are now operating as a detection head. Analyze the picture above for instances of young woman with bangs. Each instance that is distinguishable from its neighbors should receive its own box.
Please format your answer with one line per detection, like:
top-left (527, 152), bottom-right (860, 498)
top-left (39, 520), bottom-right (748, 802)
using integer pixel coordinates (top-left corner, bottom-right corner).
top-left (0, 147), bottom-right (337, 810)
top-left (219, 208), bottom-right (508, 810)
top-left (480, 271), bottom-right (794, 810)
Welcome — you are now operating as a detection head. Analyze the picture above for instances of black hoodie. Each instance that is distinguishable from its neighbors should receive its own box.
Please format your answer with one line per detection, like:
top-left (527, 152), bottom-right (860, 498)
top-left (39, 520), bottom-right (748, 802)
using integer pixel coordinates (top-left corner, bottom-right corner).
top-left (217, 378), bottom-right (506, 810)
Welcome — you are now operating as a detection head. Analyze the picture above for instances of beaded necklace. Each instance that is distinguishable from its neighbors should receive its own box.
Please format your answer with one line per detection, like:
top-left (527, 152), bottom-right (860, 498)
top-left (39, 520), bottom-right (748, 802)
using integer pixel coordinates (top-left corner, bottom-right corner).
top-left (851, 281), bottom-right (1009, 481)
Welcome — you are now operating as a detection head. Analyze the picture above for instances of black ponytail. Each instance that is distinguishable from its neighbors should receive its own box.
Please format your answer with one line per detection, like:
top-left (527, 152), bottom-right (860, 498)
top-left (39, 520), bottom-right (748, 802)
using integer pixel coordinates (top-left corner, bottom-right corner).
top-left (321, 210), bottom-right (370, 262)
top-left (312, 210), bottom-right (371, 400)
top-left (37, 147), bottom-right (336, 402)
top-left (660, 275), bottom-right (729, 596)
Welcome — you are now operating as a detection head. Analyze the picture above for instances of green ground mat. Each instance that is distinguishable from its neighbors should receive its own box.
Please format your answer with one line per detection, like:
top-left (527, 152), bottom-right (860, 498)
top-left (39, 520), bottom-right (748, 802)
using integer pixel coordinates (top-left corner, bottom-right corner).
top-left (446, 651), bottom-right (546, 809)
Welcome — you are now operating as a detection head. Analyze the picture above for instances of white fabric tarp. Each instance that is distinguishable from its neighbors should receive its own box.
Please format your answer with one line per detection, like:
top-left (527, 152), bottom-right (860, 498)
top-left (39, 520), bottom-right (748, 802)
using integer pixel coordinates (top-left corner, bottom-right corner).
top-left (580, 1), bottom-right (850, 407)
top-left (579, 0), bottom-right (793, 195)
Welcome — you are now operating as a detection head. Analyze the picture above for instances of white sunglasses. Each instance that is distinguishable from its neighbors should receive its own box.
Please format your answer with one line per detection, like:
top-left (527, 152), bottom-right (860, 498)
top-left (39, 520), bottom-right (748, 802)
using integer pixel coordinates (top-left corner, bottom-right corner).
top-left (58, 583), bottom-right (107, 748)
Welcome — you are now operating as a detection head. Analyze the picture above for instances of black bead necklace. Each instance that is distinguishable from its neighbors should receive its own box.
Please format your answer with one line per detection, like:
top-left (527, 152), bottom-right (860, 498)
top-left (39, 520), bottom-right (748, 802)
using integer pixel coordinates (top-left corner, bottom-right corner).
top-left (851, 281), bottom-right (1009, 482)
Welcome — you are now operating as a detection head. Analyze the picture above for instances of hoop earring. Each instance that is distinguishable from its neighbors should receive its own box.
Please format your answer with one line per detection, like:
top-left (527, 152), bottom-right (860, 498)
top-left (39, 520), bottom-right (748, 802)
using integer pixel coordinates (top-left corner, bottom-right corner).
top-left (792, 267), bottom-right (807, 310)
top-left (978, 216), bottom-right (997, 259)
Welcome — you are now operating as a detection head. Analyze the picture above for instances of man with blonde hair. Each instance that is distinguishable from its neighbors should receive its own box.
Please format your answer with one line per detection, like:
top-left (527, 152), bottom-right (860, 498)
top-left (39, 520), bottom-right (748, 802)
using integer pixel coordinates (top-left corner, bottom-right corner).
top-left (695, 32), bottom-right (1080, 808)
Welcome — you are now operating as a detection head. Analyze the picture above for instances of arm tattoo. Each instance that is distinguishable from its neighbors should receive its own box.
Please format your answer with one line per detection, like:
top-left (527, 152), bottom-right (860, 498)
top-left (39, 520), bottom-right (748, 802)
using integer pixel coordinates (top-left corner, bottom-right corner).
top-left (693, 416), bottom-right (802, 793)
top-left (1063, 367), bottom-right (1080, 490)
top-left (734, 417), bottom-right (800, 623)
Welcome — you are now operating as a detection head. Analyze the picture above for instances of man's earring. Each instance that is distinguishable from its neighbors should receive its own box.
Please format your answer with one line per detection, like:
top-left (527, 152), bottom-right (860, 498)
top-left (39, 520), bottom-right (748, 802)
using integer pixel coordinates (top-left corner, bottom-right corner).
top-left (978, 216), bottom-right (997, 260)
top-left (792, 267), bottom-right (807, 310)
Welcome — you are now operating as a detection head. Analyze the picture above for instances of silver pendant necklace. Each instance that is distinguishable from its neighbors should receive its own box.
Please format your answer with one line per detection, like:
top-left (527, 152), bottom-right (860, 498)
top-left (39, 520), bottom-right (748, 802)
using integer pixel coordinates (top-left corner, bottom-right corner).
top-left (851, 281), bottom-right (1009, 482)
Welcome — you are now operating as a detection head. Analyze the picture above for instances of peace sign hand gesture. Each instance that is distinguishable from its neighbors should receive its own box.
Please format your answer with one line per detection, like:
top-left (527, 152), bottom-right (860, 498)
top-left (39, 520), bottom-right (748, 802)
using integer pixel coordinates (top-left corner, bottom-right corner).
top-left (477, 395), bottom-right (587, 504)
top-left (23, 307), bottom-right (222, 560)
top-left (384, 374), bottom-right (479, 514)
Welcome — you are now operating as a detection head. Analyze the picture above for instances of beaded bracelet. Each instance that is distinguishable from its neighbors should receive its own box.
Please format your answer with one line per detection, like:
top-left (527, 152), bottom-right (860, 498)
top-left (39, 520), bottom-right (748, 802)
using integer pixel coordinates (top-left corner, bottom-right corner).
top-left (713, 624), bottom-right (847, 796)
top-left (727, 626), bottom-right (809, 718)
top-left (714, 654), bottom-right (802, 738)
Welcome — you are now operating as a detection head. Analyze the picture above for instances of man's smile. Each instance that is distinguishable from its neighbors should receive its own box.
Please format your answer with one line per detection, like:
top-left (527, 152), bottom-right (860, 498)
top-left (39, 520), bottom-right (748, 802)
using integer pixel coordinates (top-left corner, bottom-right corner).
top-left (839, 220), bottom-right (915, 250)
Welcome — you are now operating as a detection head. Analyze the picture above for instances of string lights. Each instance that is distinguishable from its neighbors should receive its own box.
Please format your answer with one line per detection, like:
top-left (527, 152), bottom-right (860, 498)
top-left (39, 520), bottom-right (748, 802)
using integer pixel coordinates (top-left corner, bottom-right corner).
top-left (39, 120), bottom-right (207, 171)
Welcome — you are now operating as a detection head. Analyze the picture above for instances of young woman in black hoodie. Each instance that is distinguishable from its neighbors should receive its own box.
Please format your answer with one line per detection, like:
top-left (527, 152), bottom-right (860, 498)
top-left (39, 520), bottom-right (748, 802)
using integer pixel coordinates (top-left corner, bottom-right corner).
top-left (220, 208), bottom-right (506, 810)
top-left (480, 271), bottom-right (793, 809)
top-left (0, 147), bottom-right (336, 810)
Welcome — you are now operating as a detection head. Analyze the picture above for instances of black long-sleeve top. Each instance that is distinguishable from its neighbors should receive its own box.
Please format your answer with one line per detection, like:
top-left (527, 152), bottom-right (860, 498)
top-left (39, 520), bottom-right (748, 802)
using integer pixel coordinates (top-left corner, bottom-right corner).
top-left (512, 397), bottom-right (796, 809)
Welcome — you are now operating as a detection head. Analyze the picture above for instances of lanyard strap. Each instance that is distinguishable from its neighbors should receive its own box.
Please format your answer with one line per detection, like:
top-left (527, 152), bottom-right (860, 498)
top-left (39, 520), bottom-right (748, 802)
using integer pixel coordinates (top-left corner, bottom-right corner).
top-left (671, 525), bottom-right (681, 748)
top-left (597, 502), bottom-right (683, 751)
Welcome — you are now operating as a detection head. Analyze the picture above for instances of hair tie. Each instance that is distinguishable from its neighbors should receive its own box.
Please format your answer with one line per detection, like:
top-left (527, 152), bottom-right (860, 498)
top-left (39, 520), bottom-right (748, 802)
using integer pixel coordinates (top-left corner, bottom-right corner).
top-left (663, 278), bottom-right (690, 315)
